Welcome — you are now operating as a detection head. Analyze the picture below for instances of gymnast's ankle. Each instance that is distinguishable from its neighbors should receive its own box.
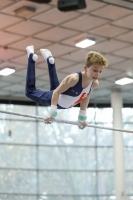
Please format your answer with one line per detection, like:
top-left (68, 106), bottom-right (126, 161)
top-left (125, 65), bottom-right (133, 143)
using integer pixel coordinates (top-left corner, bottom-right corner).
top-left (32, 54), bottom-right (38, 62)
top-left (49, 57), bottom-right (54, 64)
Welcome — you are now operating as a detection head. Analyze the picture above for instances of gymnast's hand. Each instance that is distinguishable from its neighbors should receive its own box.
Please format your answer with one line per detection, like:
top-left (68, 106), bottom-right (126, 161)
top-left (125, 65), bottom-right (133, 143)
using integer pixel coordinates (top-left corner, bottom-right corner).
top-left (78, 121), bottom-right (87, 130)
top-left (78, 111), bottom-right (87, 130)
top-left (44, 114), bottom-right (54, 124)
top-left (44, 105), bottom-right (57, 124)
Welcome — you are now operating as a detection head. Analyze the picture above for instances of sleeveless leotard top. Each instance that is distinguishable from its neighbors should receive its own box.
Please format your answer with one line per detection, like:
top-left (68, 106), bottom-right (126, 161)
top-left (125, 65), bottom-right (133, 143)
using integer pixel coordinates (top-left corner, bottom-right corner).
top-left (57, 72), bottom-right (93, 109)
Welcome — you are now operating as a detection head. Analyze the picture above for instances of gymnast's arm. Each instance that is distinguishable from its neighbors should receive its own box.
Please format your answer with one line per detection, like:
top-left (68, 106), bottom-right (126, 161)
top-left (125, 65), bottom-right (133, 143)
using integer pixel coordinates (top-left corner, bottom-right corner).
top-left (78, 80), bottom-right (99, 129)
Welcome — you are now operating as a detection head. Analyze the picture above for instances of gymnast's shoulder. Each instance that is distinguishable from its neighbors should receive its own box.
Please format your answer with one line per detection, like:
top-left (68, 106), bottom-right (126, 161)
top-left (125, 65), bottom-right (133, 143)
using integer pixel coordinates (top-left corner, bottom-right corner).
top-left (61, 73), bottom-right (79, 86)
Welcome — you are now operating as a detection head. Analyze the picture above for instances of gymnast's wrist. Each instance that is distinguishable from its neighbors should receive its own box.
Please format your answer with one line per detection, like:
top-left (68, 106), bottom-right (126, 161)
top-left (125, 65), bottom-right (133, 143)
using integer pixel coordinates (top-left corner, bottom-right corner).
top-left (78, 110), bottom-right (87, 121)
top-left (49, 105), bottom-right (57, 117)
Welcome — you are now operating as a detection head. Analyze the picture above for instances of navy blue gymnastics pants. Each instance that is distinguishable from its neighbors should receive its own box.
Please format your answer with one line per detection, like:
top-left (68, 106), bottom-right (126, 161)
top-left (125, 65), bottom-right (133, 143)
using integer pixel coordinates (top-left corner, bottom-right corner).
top-left (25, 53), bottom-right (60, 106)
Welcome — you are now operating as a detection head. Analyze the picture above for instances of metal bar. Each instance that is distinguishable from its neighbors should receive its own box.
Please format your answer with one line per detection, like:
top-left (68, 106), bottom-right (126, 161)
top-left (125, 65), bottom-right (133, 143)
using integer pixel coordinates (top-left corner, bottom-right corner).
top-left (0, 109), bottom-right (133, 134)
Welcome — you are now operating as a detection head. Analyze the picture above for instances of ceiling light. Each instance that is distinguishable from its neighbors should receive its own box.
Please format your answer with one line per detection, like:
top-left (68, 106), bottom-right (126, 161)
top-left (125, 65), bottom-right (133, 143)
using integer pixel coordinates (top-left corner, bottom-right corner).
top-left (115, 77), bottom-right (133, 85)
top-left (14, 6), bottom-right (36, 17)
top-left (0, 68), bottom-right (15, 76)
top-left (75, 39), bottom-right (95, 48)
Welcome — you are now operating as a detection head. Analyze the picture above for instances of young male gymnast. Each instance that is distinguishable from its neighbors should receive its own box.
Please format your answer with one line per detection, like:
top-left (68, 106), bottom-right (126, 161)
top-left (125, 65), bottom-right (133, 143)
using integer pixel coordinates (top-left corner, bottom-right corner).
top-left (25, 45), bottom-right (108, 129)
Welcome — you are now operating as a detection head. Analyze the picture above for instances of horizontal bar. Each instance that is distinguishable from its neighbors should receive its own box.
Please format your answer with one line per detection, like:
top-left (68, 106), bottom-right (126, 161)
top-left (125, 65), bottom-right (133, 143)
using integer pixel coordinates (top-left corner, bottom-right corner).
top-left (0, 167), bottom-right (113, 172)
top-left (0, 143), bottom-right (113, 148)
top-left (0, 193), bottom-right (114, 196)
top-left (0, 109), bottom-right (133, 134)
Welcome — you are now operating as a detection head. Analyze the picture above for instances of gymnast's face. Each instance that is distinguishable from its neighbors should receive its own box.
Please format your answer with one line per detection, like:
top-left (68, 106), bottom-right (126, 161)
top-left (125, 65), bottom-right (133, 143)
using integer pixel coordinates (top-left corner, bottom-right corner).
top-left (85, 63), bottom-right (104, 81)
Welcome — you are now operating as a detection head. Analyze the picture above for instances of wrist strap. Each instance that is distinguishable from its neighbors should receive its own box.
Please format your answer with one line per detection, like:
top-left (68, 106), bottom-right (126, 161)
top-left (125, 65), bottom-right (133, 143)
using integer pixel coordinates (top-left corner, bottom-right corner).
top-left (49, 105), bottom-right (57, 117)
top-left (78, 115), bottom-right (87, 121)
top-left (51, 105), bottom-right (57, 111)
top-left (49, 110), bottom-right (57, 117)
top-left (79, 110), bottom-right (86, 116)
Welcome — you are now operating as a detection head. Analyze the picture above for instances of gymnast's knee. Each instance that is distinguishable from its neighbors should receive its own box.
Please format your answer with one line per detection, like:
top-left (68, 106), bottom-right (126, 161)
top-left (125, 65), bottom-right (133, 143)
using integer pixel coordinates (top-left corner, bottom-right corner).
top-left (25, 88), bottom-right (33, 98)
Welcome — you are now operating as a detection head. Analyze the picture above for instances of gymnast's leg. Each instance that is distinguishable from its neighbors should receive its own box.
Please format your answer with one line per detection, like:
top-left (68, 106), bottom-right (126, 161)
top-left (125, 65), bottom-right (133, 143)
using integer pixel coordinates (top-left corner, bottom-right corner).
top-left (40, 49), bottom-right (60, 91)
top-left (25, 45), bottom-right (52, 106)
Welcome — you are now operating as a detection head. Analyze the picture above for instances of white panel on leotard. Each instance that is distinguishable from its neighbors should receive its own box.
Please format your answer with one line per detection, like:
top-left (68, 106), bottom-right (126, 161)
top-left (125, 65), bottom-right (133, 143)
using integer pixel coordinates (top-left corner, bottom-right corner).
top-left (58, 82), bottom-right (92, 108)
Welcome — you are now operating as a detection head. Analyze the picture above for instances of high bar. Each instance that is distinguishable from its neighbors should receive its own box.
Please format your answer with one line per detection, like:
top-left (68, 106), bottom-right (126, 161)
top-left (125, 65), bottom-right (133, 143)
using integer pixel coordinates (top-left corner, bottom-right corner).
top-left (0, 109), bottom-right (133, 134)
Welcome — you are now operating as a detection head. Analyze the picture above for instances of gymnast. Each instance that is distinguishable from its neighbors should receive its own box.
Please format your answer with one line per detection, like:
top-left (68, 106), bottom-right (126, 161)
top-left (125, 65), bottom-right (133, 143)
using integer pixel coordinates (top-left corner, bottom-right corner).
top-left (25, 45), bottom-right (108, 129)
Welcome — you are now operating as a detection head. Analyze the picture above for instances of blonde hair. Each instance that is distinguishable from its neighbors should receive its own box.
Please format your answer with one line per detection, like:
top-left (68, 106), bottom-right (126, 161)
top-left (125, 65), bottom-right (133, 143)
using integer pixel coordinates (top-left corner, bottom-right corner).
top-left (85, 51), bottom-right (108, 67)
